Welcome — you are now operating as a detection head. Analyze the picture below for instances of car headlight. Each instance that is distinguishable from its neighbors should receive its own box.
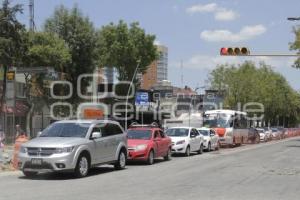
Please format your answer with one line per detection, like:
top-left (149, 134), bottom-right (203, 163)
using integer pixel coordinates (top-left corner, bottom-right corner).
top-left (55, 146), bottom-right (75, 154)
top-left (20, 146), bottom-right (27, 153)
top-left (176, 140), bottom-right (185, 145)
top-left (134, 144), bottom-right (147, 151)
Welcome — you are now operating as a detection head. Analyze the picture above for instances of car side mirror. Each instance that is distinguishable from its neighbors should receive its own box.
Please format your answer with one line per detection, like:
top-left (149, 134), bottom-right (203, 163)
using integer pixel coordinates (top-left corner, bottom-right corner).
top-left (37, 131), bottom-right (42, 137)
top-left (91, 132), bottom-right (102, 139)
top-left (190, 134), bottom-right (196, 138)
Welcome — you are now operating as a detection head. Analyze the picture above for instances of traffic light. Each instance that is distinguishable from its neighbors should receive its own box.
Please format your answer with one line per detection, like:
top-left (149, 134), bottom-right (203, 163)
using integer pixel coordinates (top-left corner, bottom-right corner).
top-left (220, 47), bottom-right (250, 56)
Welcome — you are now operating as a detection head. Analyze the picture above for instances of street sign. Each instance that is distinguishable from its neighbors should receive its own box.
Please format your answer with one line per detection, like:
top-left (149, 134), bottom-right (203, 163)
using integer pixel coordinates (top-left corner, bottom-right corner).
top-left (135, 92), bottom-right (149, 106)
top-left (6, 71), bottom-right (15, 81)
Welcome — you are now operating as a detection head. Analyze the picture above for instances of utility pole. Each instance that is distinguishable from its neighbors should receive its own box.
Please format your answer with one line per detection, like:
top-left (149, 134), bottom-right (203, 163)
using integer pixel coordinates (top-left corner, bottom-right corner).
top-left (29, 0), bottom-right (35, 31)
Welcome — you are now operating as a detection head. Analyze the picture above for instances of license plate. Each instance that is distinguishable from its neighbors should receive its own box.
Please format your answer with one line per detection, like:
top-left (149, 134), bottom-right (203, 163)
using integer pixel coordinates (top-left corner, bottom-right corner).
top-left (31, 158), bottom-right (42, 165)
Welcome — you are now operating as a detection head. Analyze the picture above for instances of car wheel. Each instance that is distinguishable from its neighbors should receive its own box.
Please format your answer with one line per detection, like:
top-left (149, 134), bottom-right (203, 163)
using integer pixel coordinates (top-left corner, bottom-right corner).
top-left (74, 154), bottom-right (90, 178)
top-left (23, 171), bottom-right (38, 178)
top-left (114, 150), bottom-right (127, 170)
top-left (198, 144), bottom-right (203, 154)
top-left (147, 150), bottom-right (155, 165)
top-left (185, 146), bottom-right (191, 157)
top-left (207, 142), bottom-right (211, 152)
top-left (164, 148), bottom-right (172, 161)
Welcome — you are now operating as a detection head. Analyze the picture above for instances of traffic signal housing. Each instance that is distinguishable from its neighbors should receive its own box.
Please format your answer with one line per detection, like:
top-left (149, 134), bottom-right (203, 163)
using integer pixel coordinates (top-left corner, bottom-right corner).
top-left (220, 47), bottom-right (250, 56)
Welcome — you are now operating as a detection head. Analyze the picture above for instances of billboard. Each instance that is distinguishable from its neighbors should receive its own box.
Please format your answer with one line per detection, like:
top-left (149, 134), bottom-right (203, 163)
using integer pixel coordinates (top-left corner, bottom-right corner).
top-left (135, 92), bottom-right (149, 106)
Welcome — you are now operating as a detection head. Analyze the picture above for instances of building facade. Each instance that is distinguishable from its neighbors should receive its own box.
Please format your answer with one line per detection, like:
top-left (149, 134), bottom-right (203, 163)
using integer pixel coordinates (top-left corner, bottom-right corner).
top-left (141, 45), bottom-right (168, 90)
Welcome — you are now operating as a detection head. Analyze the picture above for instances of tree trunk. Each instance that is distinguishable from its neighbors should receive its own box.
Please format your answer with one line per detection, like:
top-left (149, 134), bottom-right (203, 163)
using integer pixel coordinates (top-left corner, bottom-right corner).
top-left (26, 103), bottom-right (34, 138)
top-left (0, 66), bottom-right (7, 111)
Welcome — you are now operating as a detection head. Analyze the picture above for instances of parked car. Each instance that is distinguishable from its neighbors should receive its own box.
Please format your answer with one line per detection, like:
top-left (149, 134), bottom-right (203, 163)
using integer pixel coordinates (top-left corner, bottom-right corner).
top-left (271, 128), bottom-right (281, 140)
top-left (277, 127), bottom-right (286, 139)
top-left (263, 127), bottom-right (273, 141)
top-left (256, 128), bottom-right (267, 142)
top-left (166, 127), bottom-right (204, 156)
top-left (127, 124), bottom-right (172, 165)
top-left (248, 128), bottom-right (260, 144)
top-left (19, 120), bottom-right (127, 178)
top-left (197, 127), bottom-right (220, 151)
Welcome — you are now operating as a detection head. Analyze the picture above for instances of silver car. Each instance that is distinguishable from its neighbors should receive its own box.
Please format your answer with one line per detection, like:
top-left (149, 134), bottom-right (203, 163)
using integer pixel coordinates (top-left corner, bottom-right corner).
top-left (18, 120), bottom-right (127, 178)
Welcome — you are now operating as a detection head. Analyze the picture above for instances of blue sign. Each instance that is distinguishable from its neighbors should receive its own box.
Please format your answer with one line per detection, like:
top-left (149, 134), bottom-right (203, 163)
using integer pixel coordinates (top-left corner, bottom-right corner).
top-left (135, 92), bottom-right (149, 106)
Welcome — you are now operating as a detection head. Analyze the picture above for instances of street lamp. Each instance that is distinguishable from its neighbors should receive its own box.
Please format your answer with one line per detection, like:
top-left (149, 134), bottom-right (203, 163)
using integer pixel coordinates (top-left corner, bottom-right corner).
top-left (124, 59), bottom-right (141, 131)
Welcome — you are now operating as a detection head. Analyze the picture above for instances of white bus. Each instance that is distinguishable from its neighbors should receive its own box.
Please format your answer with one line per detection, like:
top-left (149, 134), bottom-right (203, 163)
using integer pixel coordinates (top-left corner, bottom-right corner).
top-left (203, 110), bottom-right (249, 146)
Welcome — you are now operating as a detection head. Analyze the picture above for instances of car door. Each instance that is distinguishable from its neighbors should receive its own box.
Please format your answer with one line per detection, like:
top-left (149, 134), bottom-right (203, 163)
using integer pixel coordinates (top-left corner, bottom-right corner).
top-left (159, 130), bottom-right (170, 155)
top-left (99, 123), bottom-right (119, 162)
top-left (153, 130), bottom-right (164, 157)
top-left (190, 129), bottom-right (200, 151)
top-left (90, 125), bottom-right (109, 163)
top-left (210, 129), bottom-right (217, 148)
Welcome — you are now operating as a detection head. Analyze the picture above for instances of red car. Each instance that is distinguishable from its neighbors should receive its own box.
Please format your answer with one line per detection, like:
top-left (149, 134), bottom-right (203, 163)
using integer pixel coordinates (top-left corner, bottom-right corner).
top-left (127, 125), bottom-right (172, 165)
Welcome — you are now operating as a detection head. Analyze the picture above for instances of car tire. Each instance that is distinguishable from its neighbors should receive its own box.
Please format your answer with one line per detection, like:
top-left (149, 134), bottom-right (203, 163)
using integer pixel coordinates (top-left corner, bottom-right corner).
top-left (198, 144), bottom-right (203, 154)
top-left (114, 149), bottom-right (127, 170)
top-left (23, 171), bottom-right (38, 178)
top-left (74, 154), bottom-right (90, 178)
top-left (164, 148), bottom-right (172, 161)
top-left (185, 146), bottom-right (191, 157)
top-left (147, 150), bottom-right (155, 165)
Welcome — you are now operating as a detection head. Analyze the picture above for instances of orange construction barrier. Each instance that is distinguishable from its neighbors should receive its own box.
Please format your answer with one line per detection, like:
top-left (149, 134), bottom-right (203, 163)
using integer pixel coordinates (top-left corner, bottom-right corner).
top-left (11, 135), bottom-right (28, 170)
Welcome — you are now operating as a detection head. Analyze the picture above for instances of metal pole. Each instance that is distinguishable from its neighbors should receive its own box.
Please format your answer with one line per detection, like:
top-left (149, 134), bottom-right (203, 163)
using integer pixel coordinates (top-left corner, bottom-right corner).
top-left (125, 60), bottom-right (141, 131)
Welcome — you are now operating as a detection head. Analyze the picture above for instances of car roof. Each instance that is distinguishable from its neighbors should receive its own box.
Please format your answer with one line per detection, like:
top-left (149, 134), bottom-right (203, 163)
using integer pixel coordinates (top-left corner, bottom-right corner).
top-left (54, 119), bottom-right (120, 125)
top-left (197, 127), bottom-right (210, 131)
top-left (167, 127), bottom-right (193, 129)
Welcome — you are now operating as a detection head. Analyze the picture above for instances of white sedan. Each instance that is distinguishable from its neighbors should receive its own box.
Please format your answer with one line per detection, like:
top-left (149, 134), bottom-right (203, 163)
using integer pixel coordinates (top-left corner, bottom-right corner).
top-left (166, 127), bottom-right (204, 156)
top-left (197, 127), bottom-right (220, 151)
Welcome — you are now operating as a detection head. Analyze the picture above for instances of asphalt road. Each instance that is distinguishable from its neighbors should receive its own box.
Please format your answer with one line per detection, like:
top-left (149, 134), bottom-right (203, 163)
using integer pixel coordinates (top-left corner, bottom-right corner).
top-left (1, 137), bottom-right (300, 200)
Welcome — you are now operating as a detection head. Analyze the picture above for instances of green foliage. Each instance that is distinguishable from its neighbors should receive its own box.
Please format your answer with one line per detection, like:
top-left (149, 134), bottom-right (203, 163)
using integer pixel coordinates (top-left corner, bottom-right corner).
top-left (209, 62), bottom-right (300, 127)
top-left (290, 26), bottom-right (300, 68)
top-left (0, 0), bottom-right (26, 66)
top-left (25, 32), bottom-right (71, 68)
top-left (96, 20), bottom-right (157, 84)
top-left (44, 5), bottom-right (97, 104)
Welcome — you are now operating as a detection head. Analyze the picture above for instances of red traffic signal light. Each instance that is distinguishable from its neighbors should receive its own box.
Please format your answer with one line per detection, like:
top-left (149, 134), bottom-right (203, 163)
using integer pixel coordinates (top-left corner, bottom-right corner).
top-left (220, 47), bottom-right (250, 56)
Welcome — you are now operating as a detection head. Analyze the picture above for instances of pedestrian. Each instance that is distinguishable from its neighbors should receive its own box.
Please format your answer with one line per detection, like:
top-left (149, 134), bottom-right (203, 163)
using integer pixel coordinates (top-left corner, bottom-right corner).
top-left (15, 124), bottom-right (27, 140)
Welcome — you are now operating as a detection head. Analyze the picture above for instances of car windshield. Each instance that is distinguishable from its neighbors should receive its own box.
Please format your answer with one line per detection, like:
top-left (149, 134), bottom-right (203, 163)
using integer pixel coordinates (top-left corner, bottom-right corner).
top-left (272, 129), bottom-right (278, 132)
top-left (166, 128), bottom-right (189, 137)
top-left (127, 130), bottom-right (152, 140)
top-left (198, 130), bottom-right (209, 136)
top-left (40, 123), bottom-right (90, 138)
top-left (203, 113), bottom-right (232, 128)
top-left (257, 129), bottom-right (264, 133)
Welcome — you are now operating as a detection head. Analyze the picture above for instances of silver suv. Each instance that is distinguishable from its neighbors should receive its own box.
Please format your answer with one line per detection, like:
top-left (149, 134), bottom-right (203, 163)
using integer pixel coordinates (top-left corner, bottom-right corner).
top-left (18, 120), bottom-right (127, 178)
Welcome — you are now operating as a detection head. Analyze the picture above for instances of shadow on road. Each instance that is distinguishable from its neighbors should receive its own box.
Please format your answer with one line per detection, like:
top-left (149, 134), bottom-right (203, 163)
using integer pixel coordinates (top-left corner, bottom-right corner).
top-left (18, 166), bottom-right (116, 180)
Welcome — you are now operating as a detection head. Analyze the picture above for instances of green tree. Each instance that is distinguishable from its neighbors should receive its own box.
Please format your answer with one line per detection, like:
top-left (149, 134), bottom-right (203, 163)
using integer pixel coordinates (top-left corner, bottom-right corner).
top-left (290, 26), bottom-right (300, 68)
top-left (44, 5), bottom-right (97, 105)
top-left (96, 20), bottom-right (157, 86)
top-left (209, 61), bottom-right (300, 127)
top-left (22, 31), bottom-right (72, 133)
top-left (0, 0), bottom-right (26, 113)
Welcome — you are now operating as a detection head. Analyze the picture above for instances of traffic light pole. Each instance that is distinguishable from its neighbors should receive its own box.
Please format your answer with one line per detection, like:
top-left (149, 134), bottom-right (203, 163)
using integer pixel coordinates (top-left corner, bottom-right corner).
top-left (222, 54), bottom-right (299, 57)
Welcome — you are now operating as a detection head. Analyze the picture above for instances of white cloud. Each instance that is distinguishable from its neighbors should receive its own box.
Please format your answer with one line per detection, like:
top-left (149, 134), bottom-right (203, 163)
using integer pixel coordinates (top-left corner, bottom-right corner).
top-left (154, 40), bottom-right (162, 45)
top-left (186, 3), bottom-right (238, 21)
top-left (200, 24), bottom-right (267, 42)
top-left (186, 3), bottom-right (217, 14)
top-left (214, 9), bottom-right (238, 21)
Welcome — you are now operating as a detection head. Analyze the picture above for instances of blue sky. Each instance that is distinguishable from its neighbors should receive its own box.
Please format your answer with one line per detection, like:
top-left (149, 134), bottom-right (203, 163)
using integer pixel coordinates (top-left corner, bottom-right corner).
top-left (15, 0), bottom-right (300, 91)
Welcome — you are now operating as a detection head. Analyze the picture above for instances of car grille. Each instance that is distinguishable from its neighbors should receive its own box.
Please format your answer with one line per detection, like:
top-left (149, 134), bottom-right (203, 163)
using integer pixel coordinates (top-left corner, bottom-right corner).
top-left (23, 161), bottom-right (53, 170)
top-left (27, 148), bottom-right (56, 157)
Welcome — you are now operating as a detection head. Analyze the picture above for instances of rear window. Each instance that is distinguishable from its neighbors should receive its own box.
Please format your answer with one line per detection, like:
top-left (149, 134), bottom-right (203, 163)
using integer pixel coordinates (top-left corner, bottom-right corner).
top-left (166, 128), bottom-right (189, 137)
top-left (127, 130), bottom-right (152, 140)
